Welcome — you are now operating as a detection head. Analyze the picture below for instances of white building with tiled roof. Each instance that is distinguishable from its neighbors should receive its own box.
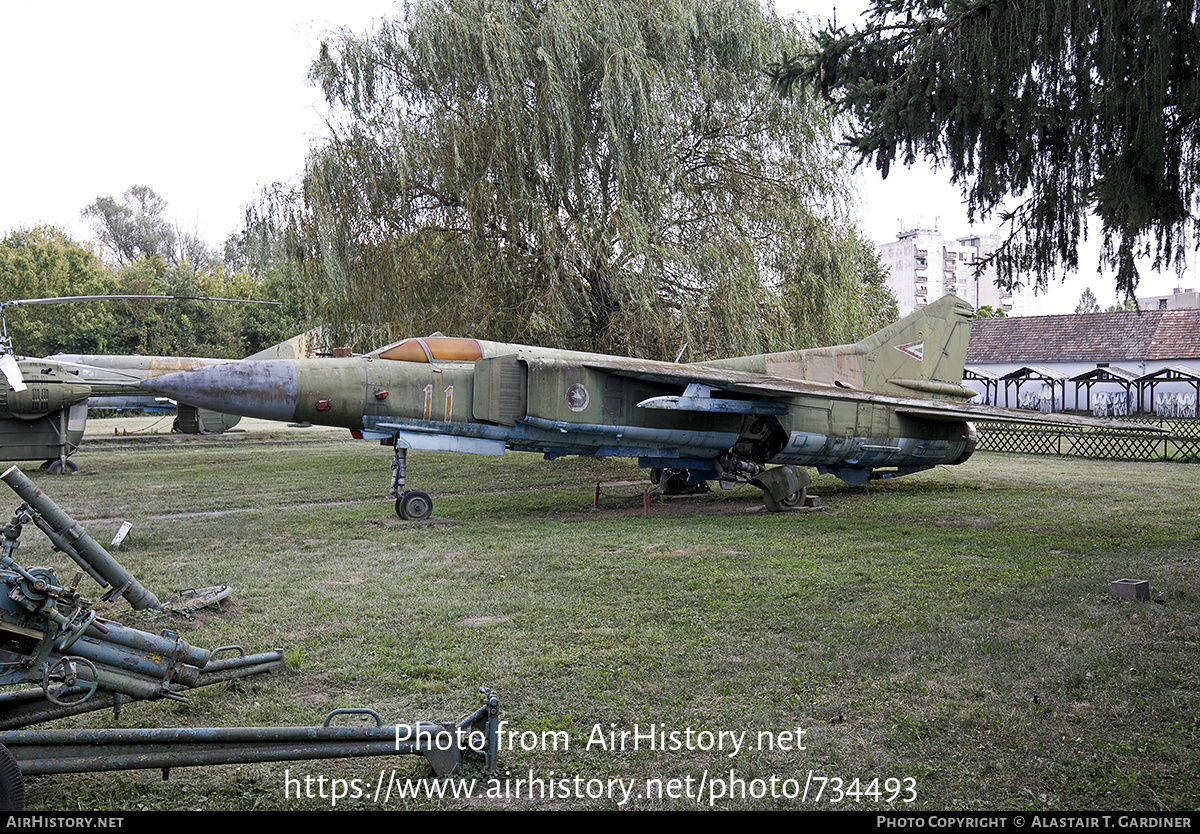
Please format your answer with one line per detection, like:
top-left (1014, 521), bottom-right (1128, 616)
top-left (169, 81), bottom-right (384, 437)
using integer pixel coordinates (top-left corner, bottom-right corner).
top-left (964, 310), bottom-right (1200, 415)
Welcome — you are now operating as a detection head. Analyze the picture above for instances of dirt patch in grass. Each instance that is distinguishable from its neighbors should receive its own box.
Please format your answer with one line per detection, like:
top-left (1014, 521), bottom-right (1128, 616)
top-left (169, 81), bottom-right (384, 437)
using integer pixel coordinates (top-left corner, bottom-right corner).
top-left (458, 616), bottom-right (512, 627)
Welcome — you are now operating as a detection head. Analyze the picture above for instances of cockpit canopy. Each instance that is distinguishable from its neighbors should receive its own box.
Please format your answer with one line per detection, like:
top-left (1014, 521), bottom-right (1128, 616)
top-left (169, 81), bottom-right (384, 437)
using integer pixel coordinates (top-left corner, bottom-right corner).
top-left (375, 337), bottom-right (484, 363)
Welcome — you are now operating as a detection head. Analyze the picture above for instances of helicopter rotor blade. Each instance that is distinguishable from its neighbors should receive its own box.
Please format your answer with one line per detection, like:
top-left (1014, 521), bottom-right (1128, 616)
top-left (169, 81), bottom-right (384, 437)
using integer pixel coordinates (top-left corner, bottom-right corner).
top-left (49, 360), bottom-right (145, 382)
top-left (0, 354), bottom-right (27, 392)
top-left (1, 295), bottom-right (280, 307)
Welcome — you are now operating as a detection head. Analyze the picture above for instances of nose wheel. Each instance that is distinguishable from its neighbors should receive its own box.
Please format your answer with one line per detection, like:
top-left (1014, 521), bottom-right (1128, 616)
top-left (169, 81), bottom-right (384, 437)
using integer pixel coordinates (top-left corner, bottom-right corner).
top-left (389, 442), bottom-right (433, 520)
top-left (395, 490), bottom-right (433, 521)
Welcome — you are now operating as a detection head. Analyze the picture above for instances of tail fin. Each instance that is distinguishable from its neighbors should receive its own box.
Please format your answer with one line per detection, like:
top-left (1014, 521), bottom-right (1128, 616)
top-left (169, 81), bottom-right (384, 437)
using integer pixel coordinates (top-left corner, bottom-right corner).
top-left (845, 295), bottom-right (976, 399)
top-left (703, 295), bottom-right (977, 400)
top-left (245, 327), bottom-right (325, 361)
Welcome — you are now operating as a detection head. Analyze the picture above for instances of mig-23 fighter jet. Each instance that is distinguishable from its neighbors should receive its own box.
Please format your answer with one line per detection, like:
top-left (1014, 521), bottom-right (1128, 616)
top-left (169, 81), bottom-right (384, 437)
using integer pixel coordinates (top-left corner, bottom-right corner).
top-left (139, 296), bottom-right (1153, 518)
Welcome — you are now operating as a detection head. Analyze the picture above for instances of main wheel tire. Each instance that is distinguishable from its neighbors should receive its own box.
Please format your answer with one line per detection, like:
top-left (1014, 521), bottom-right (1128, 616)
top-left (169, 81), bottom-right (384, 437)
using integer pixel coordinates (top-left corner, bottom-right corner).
top-left (396, 490), bottom-right (433, 521)
top-left (46, 459), bottom-right (79, 475)
top-left (0, 744), bottom-right (25, 812)
top-left (661, 470), bottom-right (709, 495)
top-left (778, 487), bottom-right (807, 509)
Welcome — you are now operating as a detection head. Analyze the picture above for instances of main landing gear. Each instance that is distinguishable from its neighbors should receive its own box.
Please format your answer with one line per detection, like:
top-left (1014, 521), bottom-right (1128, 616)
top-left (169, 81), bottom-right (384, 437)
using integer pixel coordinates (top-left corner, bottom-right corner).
top-left (389, 444), bottom-right (433, 521)
top-left (650, 459), bottom-right (814, 512)
top-left (749, 465), bottom-right (812, 512)
top-left (648, 467), bottom-right (710, 496)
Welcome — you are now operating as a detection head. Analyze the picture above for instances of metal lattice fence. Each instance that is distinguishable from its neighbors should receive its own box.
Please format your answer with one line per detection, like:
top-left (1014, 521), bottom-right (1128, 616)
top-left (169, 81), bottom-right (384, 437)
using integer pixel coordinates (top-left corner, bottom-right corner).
top-left (976, 417), bottom-right (1200, 462)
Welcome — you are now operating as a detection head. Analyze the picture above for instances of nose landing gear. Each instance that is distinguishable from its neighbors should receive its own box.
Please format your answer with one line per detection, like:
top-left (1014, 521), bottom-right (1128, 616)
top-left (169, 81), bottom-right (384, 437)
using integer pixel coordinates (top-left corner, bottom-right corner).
top-left (389, 443), bottom-right (433, 520)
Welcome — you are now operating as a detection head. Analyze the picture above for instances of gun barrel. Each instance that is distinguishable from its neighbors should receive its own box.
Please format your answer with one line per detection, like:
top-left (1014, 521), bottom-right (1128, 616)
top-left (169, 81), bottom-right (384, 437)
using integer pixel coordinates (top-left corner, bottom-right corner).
top-left (0, 466), bottom-right (161, 610)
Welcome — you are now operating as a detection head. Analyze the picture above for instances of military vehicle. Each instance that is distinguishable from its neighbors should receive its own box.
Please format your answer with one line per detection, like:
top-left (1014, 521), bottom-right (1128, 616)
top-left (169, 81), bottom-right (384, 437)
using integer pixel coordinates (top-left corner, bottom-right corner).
top-left (140, 296), bottom-right (1156, 519)
top-left (0, 295), bottom-right (288, 469)
top-left (0, 466), bottom-right (496, 810)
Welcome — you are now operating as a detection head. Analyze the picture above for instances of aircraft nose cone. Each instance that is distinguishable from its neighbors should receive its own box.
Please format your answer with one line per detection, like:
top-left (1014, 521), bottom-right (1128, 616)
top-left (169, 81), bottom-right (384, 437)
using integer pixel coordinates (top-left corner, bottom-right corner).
top-left (140, 361), bottom-right (299, 422)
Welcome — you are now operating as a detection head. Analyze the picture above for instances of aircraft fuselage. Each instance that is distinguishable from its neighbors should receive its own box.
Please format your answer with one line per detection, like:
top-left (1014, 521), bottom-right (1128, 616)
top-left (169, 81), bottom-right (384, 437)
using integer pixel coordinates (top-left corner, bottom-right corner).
top-left (142, 337), bottom-right (976, 487)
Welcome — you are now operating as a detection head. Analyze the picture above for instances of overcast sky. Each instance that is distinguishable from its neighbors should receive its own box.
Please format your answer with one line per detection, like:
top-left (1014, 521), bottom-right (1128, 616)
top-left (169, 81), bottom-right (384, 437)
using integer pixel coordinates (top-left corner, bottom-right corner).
top-left (1, 1), bottom-right (1190, 315)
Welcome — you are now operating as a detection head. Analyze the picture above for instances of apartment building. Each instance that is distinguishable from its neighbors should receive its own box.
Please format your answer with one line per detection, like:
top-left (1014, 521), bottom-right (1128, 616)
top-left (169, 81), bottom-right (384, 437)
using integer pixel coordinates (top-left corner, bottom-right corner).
top-left (1139, 287), bottom-right (1200, 310)
top-left (879, 228), bottom-right (1017, 316)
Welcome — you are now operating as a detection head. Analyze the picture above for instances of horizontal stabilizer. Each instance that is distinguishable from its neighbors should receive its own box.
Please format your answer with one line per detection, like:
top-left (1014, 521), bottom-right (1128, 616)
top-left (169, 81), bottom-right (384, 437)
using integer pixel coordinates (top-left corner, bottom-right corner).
top-left (897, 405), bottom-right (1164, 433)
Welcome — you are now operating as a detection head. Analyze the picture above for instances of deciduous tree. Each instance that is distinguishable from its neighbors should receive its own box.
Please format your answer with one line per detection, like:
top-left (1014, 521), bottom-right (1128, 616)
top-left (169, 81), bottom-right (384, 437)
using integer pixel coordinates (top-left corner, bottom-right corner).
top-left (82, 185), bottom-right (179, 268)
top-left (0, 225), bottom-right (301, 359)
top-left (272, 0), bottom-right (895, 359)
top-left (0, 227), bottom-right (119, 355)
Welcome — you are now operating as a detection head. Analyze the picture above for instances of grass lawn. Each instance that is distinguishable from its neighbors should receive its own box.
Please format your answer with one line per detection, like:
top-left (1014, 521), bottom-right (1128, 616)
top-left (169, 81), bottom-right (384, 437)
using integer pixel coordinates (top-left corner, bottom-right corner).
top-left (9, 431), bottom-right (1199, 811)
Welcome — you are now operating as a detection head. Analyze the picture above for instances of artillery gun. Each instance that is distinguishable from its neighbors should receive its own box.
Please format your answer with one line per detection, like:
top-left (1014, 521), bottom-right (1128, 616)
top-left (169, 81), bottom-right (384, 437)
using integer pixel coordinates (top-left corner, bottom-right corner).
top-left (0, 467), bottom-right (497, 811)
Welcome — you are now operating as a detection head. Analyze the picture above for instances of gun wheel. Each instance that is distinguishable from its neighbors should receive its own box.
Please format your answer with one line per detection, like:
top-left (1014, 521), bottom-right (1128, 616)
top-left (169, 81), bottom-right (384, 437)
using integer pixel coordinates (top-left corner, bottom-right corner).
top-left (0, 744), bottom-right (24, 812)
top-left (396, 490), bottom-right (433, 521)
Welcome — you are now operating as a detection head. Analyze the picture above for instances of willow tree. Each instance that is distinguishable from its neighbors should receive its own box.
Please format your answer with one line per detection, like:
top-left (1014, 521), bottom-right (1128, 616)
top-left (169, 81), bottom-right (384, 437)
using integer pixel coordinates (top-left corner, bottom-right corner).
top-left (290, 0), bottom-right (895, 358)
top-left (769, 0), bottom-right (1200, 300)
